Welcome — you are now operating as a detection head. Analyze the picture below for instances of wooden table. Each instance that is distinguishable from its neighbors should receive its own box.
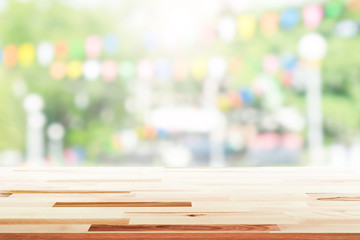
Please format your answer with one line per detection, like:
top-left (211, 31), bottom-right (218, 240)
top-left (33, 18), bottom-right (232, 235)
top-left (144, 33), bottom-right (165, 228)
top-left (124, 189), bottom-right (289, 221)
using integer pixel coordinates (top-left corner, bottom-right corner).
top-left (0, 167), bottom-right (360, 239)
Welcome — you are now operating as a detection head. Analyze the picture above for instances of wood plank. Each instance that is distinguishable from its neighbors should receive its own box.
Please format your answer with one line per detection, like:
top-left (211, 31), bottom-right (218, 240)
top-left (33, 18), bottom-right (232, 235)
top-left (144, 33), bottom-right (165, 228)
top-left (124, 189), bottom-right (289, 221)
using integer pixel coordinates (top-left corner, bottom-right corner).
top-left (2, 190), bottom-right (130, 194)
top-left (88, 224), bottom-right (280, 232)
top-left (0, 193), bottom-right (12, 197)
top-left (53, 202), bottom-right (192, 207)
top-left (0, 218), bottom-right (129, 224)
top-left (1, 233), bottom-right (360, 240)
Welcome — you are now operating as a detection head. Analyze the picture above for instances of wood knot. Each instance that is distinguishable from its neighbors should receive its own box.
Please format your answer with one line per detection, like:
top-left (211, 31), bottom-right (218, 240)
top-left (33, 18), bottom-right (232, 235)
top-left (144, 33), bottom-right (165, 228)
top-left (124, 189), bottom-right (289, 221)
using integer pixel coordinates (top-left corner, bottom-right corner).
top-left (186, 213), bottom-right (206, 217)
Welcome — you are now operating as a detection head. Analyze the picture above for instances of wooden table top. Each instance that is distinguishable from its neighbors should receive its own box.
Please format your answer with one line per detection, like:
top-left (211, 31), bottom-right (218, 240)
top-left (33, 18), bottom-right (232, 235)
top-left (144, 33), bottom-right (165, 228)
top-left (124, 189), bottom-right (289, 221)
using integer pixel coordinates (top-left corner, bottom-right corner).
top-left (0, 167), bottom-right (360, 240)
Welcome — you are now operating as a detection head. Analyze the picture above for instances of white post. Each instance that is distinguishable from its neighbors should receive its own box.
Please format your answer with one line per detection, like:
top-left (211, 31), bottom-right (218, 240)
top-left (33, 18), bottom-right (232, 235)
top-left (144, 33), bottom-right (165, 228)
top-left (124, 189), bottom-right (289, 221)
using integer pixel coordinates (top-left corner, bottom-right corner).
top-left (305, 65), bottom-right (324, 166)
top-left (298, 33), bottom-right (327, 166)
top-left (23, 94), bottom-right (46, 166)
top-left (47, 123), bottom-right (65, 165)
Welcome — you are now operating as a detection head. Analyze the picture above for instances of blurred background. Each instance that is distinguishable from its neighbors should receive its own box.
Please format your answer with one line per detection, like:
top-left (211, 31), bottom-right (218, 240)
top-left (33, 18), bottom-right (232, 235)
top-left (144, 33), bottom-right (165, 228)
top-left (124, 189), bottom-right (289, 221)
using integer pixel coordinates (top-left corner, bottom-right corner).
top-left (0, 0), bottom-right (360, 167)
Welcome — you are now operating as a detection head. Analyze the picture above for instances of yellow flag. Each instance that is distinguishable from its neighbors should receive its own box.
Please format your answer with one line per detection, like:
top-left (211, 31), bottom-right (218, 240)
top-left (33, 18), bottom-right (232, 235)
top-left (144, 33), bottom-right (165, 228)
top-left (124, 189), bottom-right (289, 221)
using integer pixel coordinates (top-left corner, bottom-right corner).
top-left (238, 14), bottom-right (256, 40)
top-left (67, 60), bottom-right (83, 79)
top-left (190, 58), bottom-right (207, 80)
top-left (18, 43), bottom-right (35, 67)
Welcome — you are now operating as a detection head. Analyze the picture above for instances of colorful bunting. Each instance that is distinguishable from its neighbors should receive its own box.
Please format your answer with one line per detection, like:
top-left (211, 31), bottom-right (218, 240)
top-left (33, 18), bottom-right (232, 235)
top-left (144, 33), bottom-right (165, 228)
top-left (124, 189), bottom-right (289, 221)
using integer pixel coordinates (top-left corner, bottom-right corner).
top-left (67, 60), bottom-right (82, 79)
top-left (50, 61), bottom-right (66, 80)
top-left (85, 35), bottom-right (102, 58)
top-left (37, 42), bottom-right (54, 66)
top-left (303, 4), bottom-right (324, 29)
top-left (237, 14), bottom-right (256, 40)
top-left (280, 8), bottom-right (299, 29)
top-left (54, 40), bottom-right (68, 59)
top-left (3, 45), bottom-right (18, 67)
top-left (18, 43), bottom-right (35, 67)
top-left (260, 12), bottom-right (279, 37)
top-left (102, 60), bottom-right (118, 82)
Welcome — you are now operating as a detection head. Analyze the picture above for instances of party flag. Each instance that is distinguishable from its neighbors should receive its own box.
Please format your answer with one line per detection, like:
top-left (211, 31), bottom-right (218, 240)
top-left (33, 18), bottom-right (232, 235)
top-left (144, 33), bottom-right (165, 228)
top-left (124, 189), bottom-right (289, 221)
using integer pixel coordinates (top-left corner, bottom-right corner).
top-left (260, 12), bottom-right (279, 37)
top-left (281, 53), bottom-right (297, 70)
top-left (67, 60), bottom-right (82, 79)
top-left (173, 58), bottom-right (189, 81)
top-left (217, 16), bottom-right (237, 42)
top-left (83, 59), bottom-right (101, 81)
top-left (37, 41), bottom-right (54, 66)
top-left (217, 94), bottom-right (232, 111)
top-left (137, 59), bottom-right (154, 81)
top-left (190, 57), bottom-right (207, 80)
top-left (3, 45), bottom-right (17, 67)
top-left (54, 40), bottom-right (68, 59)
top-left (280, 8), bottom-right (299, 29)
top-left (118, 61), bottom-right (135, 80)
top-left (18, 43), bottom-right (35, 67)
top-left (262, 54), bottom-right (280, 74)
top-left (347, 0), bottom-right (360, 10)
top-left (85, 35), bottom-right (102, 58)
top-left (325, 0), bottom-right (344, 19)
top-left (102, 60), bottom-right (118, 82)
top-left (228, 57), bottom-right (243, 75)
top-left (69, 39), bottom-right (84, 59)
top-left (237, 14), bottom-right (256, 40)
top-left (303, 4), bottom-right (324, 29)
top-left (103, 34), bottom-right (118, 55)
top-left (155, 58), bottom-right (172, 81)
top-left (50, 61), bottom-right (66, 80)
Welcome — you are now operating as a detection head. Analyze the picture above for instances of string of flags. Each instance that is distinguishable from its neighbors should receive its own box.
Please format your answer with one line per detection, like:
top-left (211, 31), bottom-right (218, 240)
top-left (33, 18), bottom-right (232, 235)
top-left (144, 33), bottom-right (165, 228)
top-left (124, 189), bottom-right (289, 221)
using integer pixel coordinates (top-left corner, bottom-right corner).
top-left (0, 0), bottom-right (358, 75)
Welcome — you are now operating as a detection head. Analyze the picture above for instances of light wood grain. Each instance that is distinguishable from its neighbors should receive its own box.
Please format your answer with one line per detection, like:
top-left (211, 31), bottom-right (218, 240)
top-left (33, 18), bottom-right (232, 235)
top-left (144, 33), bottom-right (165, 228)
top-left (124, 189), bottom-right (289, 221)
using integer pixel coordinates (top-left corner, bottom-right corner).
top-left (0, 167), bottom-right (360, 239)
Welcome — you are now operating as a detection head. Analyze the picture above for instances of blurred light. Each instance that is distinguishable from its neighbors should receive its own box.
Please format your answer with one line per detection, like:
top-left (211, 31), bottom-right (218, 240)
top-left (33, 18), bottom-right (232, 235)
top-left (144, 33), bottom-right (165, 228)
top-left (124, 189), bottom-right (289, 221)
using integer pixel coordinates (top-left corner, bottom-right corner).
top-left (226, 128), bottom-right (244, 151)
top-left (282, 133), bottom-right (303, 149)
top-left (12, 79), bottom-right (27, 98)
top-left (37, 42), bottom-right (54, 66)
top-left (18, 43), bottom-right (35, 67)
top-left (67, 60), bottom-right (83, 79)
top-left (83, 59), bottom-right (101, 81)
top-left (275, 107), bottom-right (305, 132)
top-left (334, 20), bottom-right (359, 38)
top-left (74, 91), bottom-right (89, 109)
top-left (160, 144), bottom-right (192, 167)
top-left (150, 107), bottom-right (224, 132)
top-left (27, 112), bottom-right (46, 128)
top-left (47, 123), bottom-right (65, 141)
top-left (102, 60), bottom-right (118, 82)
top-left (103, 34), bottom-right (118, 55)
top-left (85, 35), bottom-right (102, 58)
top-left (120, 129), bottom-right (138, 151)
top-left (208, 56), bottom-right (227, 79)
top-left (23, 94), bottom-right (44, 113)
top-left (50, 61), bottom-right (66, 80)
top-left (280, 8), bottom-right (299, 29)
top-left (217, 16), bottom-right (237, 43)
top-left (298, 33), bottom-right (327, 61)
top-left (0, 0), bottom-right (8, 13)
top-left (0, 150), bottom-right (23, 167)
top-left (302, 4), bottom-right (323, 29)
